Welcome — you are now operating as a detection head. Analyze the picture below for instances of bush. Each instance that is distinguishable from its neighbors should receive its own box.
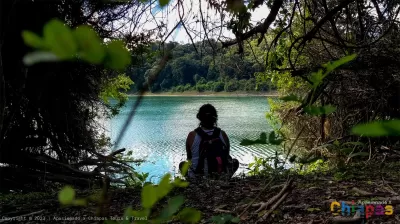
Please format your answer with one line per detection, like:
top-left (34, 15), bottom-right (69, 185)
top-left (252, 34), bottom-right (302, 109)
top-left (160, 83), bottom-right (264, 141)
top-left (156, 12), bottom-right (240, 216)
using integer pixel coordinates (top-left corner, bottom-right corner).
top-left (257, 82), bottom-right (269, 91)
top-left (184, 84), bottom-right (192, 91)
top-left (197, 77), bottom-right (206, 85)
top-left (205, 81), bottom-right (215, 91)
top-left (213, 82), bottom-right (224, 92)
top-left (224, 79), bottom-right (238, 92)
top-left (238, 79), bottom-right (248, 91)
top-left (150, 82), bottom-right (160, 92)
top-left (244, 78), bottom-right (256, 91)
top-left (176, 85), bottom-right (185, 92)
top-left (196, 84), bottom-right (206, 92)
top-left (170, 87), bottom-right (175, 92)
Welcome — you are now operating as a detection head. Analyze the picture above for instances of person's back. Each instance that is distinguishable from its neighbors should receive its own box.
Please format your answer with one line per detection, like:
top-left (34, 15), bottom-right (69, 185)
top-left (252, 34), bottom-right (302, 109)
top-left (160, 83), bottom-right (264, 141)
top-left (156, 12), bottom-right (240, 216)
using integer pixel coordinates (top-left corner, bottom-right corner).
top-left (180, 104), bottom-right (239, 179)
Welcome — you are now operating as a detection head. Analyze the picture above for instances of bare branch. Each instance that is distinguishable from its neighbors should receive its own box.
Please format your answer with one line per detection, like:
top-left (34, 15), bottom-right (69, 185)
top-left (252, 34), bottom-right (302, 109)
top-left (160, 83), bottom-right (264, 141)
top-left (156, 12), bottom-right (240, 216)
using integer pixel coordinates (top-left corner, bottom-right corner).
top-left (222, 0), bottom-right (284, 48)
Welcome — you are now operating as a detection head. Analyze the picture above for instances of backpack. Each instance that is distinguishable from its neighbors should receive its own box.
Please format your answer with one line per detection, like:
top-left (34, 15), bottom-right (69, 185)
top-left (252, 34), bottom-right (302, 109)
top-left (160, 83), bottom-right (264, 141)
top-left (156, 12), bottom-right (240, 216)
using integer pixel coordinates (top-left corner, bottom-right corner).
top-left (194, 127), bottom-right (229, 176)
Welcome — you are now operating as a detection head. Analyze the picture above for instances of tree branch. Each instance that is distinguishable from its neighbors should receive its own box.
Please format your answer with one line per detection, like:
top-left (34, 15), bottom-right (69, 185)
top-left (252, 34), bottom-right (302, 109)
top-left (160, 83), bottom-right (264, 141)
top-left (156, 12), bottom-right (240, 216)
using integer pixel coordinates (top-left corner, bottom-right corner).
top-left (222, 0), bottom-right (284, 48)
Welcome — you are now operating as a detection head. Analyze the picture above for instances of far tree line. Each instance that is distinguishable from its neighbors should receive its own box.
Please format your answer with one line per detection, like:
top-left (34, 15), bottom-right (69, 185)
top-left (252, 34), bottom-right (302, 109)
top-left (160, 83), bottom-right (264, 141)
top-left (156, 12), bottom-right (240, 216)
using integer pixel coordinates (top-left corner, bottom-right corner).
top-left (127, 40), bottom-right (273, 93)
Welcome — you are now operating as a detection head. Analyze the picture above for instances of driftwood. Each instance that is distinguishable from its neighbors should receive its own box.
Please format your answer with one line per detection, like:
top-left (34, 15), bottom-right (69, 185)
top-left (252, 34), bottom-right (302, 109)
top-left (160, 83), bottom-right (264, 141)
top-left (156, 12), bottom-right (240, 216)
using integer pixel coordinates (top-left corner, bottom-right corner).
top-left (255, 178), bottom-right (294, 223)
top-left (236, 178), bottom-right (294, 222)
top-left (0, 147), bottom-right (134, 191)
top-left (255, 179), bottom-right (293, 213)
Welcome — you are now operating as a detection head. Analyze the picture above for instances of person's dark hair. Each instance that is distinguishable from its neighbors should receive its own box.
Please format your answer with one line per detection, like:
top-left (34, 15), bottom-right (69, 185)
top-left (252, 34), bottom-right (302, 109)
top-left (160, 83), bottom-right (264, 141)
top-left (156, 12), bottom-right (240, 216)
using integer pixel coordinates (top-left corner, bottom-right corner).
top-left (196, 104), bottom-right (218, 128)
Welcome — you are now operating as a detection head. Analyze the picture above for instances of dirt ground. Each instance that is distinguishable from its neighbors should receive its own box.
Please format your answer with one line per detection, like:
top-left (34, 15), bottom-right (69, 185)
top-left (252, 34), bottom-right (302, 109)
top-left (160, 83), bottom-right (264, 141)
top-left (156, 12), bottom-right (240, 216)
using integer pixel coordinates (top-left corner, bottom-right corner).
top-left (1, 160), bottom-right (400, 224)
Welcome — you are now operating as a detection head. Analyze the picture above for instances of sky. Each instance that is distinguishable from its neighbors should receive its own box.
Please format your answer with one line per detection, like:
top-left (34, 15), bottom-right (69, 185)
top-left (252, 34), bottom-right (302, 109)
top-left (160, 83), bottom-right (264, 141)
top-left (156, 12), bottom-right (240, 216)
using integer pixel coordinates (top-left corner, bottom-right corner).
top-left (136, 0), bottom-right (271, 43)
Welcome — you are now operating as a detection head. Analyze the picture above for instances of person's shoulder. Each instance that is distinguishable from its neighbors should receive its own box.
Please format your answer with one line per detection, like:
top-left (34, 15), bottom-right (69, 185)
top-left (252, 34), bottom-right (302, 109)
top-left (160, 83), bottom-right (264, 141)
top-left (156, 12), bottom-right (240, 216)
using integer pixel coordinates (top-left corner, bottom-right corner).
top-left (216, 127), bottom-right (224, 133)
top-left (187, 131), bottom-right (196, 138)
top-left (220, 129), bottom-right (228, 137)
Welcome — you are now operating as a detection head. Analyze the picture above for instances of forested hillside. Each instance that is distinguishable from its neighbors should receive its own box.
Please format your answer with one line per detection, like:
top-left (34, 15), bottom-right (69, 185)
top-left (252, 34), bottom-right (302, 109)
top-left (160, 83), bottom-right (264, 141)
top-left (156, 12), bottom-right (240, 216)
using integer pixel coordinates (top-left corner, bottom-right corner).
top-left (127, 41), bottom-right (271, 93)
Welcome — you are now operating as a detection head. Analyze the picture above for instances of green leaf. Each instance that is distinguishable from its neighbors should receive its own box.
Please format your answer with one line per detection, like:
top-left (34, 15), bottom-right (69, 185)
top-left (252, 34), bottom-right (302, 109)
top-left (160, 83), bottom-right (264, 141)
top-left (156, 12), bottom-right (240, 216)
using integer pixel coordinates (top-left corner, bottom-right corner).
top-left (240, 139), bottom-right (255, 146)
top-left (268, 131), bottom-right (284, 145)
top-left (23, 51), bottom-right (59, 66)
top-left (22, 31), bottom-right (44, 48)
top-left (270, 138), bottom-right (284, 145)
top-left (269, 131), bottom-right (276, 141)
top-left (309, 70), bottom-right (324, 88)
top-left (157, 174), bottom-right (172, 199)
top-left (123, 207), bottom-right (149, 224)
top-left (177, 208), bottom-right (201, 223)
top-left (58, 186), bottom-right (75, 205)
top-left (259, 132), bottom-right (267, 142)
top-left (323, 54), bottom-right (357, 74)
top-left (231, 217), bottom-right (240, 223)
top-left (174, 177), bottom-right (189, 187)
top-left (43, 19), bottom-right (77, 59)
top-left (333, 140), bottom-right (340, 147)
top-left (74, 25), bottom-right (105, 64)
top-left (348, 152), bottom-right (370, 158)
top-left (298, 156), bottom-right (323, 164)
top-left (104, 40), bottom-right (131, 70)
top-left (351, 120), bottom-right (400, 137)
top-left (141, 184), bottom-right (157, 208)
top-left (158, 195), bottom-right (185, 219)
top-left (72, 198), bottom-right (87, 206)
top-left (309, 54), bottom-right (357, 88)
top-left (127, 151), bottom-right (133, 156)
top-left (304, 105), bottom-right (336, 116)
top-left (307, 208), bottom-right (321, 212)
top-left (340, 148), bottom-right (354, 154)
top-left (159, 0), bottom-right (170, 7)
top-left (279, 94), bottom-right (302, 103)
top-left (121, 207), bottom-right (134, 224)
top-left (181, 161), bottom-right (191, 176)
top-left (131, 209), bottom-right (150, 223)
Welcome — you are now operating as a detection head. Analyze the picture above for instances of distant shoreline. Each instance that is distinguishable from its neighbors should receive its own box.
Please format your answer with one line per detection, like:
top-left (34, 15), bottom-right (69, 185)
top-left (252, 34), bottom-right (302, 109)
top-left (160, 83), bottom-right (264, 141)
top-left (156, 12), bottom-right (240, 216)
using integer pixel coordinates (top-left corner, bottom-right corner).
top-left (128, 91), bottom-right (279, 97)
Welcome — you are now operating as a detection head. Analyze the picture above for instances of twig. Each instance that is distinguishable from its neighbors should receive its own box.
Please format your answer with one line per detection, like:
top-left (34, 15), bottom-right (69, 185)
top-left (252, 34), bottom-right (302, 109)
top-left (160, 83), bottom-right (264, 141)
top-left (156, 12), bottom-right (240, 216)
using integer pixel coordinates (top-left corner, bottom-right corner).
top-left (367, 138), bottom-right (372, 161)
top-left (255, 178), bottom-right (293, 213)
top-left (214, 209), bottom-right (232, 213)
top-left (257, 191), bottom-right (291, 223)
top-left (238, 177), bottom-right (275, 218)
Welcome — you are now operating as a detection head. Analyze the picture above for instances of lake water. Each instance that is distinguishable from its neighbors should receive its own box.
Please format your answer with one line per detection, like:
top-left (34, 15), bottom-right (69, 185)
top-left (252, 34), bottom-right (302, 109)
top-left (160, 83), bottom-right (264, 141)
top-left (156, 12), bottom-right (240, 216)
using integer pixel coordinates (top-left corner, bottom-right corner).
top-left (103, 96), bottom-right (277, 182)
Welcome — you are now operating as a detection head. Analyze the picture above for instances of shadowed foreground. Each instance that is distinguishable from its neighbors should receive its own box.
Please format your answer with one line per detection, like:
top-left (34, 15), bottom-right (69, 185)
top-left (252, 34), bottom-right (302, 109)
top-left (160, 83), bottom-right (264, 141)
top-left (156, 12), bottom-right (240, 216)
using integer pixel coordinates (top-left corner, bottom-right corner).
top-left (1, 158), bottom-right (400, 224)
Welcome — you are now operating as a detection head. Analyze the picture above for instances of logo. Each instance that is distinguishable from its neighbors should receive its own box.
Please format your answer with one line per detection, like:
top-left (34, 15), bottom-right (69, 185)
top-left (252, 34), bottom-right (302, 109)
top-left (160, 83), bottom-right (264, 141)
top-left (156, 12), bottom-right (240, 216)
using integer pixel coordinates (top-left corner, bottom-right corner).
top-left (330, 200), bottom-right (394, 220)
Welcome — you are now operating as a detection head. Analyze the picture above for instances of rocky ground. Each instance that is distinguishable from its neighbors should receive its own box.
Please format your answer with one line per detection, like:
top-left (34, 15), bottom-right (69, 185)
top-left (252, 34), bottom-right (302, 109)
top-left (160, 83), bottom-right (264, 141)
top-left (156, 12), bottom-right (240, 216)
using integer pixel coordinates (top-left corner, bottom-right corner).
top-left (1, 159), bottom-right (400, 224)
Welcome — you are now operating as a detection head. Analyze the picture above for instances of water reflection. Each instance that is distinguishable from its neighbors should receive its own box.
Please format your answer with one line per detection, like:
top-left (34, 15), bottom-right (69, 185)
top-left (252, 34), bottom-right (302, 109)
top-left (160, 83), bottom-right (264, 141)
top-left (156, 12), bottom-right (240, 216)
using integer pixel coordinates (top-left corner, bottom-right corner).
top-left (105, 96), bottom-right (278, 183)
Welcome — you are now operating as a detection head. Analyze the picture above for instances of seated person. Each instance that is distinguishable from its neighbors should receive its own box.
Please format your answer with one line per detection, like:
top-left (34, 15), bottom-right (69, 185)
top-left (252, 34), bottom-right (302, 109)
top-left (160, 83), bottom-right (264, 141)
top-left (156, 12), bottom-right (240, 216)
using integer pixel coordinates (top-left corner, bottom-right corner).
top-left (179, 104), bottom-right (239, 179)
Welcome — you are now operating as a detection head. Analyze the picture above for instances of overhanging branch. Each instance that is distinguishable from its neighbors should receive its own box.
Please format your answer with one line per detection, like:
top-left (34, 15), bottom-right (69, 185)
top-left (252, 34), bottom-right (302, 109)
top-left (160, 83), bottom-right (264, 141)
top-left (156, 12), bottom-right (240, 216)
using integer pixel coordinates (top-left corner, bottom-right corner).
top-left (221, 0), bottom-right (284, 48)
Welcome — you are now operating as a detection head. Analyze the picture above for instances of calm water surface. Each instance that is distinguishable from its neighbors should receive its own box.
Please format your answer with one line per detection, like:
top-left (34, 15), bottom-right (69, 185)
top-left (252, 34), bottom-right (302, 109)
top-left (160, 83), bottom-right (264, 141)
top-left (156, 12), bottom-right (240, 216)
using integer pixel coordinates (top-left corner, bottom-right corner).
top-left (104, 96), bottom-right (277, 182)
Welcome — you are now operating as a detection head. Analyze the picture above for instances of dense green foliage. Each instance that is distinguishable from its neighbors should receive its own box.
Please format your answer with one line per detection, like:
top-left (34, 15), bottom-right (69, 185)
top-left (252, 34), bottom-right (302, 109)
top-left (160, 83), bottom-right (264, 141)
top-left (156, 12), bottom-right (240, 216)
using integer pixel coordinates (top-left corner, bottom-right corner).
top-left (252, 0), bottom-right (400, 164)
top-left (0, 0), bottom-right (146, 192)
top-left (127, 41), bottom-right (271, 93)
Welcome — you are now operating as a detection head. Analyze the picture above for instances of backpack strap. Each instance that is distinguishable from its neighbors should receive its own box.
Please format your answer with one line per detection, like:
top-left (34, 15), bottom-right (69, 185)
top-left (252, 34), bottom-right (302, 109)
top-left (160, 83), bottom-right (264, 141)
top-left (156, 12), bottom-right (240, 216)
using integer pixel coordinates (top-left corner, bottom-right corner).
top-left (195, 127), bottom-right (221, 140)
top-left (194, 127), bottom-right (224, 175)
top-left (212, 128), bottom-right (221, 139)
top-left (194, 127), bottom-right (208, 139)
